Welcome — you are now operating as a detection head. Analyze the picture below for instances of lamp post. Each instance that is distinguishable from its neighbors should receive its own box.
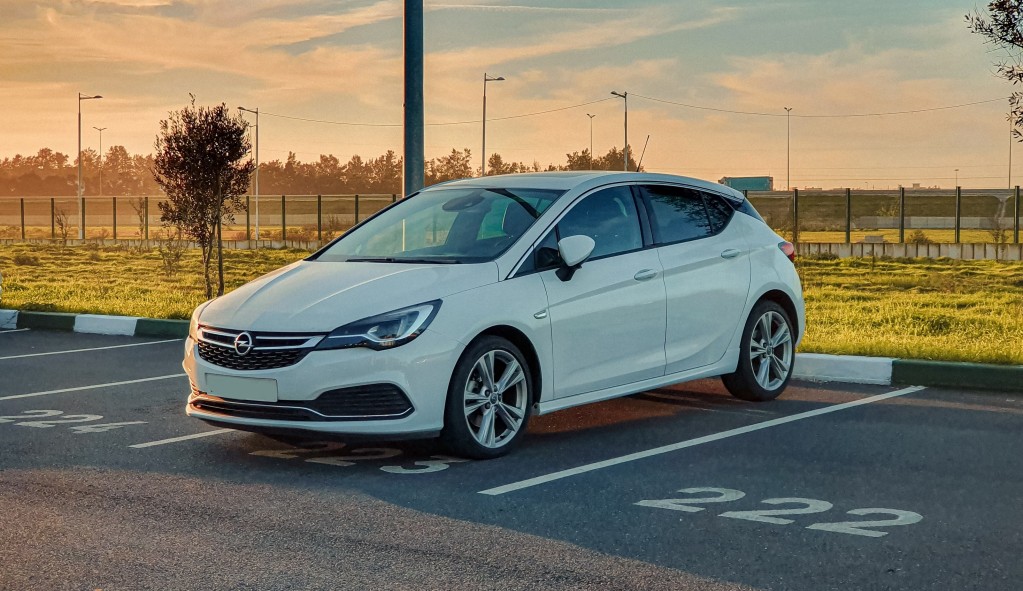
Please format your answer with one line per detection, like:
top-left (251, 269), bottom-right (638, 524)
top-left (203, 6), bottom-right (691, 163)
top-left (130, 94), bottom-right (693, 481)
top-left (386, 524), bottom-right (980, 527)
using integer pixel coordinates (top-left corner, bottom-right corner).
top-left (586, 113), bottom-right (596, 169)
top-left (92, 126), bottom-right (107, 198)
top-left (611, 91), bottom-right (628, 171)
top-left (784, 107), bottom-right (792, 191)
top-left (482, 73), bottom-right (504, 176)
top-left (78, 93), bottom-right (103, 239)
top-left (238, 106), bottom-right (260, 241)
top-left (955, 168), bottom-right (959, 188)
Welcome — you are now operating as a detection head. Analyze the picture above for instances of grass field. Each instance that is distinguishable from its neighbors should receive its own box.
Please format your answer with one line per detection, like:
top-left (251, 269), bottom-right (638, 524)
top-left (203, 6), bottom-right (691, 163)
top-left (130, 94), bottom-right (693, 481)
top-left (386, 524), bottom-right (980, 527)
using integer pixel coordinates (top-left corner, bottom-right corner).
top-left (1, 243), bottom-right (1021, 365)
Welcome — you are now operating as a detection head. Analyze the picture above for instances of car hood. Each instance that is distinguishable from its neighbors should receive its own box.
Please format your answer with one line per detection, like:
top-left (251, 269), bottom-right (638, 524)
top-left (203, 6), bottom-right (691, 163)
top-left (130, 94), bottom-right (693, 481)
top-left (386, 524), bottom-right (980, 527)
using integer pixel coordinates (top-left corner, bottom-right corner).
top-left (199, 260), bottom-right (498, 333)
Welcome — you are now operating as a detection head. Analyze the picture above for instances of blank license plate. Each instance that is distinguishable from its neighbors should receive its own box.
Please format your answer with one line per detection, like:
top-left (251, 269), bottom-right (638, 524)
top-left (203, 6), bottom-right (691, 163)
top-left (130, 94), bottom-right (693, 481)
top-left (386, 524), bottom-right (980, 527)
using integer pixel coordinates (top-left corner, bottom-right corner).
top-left (205, 374), bottom-right (278, 402)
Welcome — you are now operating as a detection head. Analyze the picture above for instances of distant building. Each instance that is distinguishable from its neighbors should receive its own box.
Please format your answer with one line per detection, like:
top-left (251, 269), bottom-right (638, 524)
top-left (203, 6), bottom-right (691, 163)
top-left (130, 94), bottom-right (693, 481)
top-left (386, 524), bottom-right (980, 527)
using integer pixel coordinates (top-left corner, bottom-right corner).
top-left (719, 176), bottom-right (774, 192)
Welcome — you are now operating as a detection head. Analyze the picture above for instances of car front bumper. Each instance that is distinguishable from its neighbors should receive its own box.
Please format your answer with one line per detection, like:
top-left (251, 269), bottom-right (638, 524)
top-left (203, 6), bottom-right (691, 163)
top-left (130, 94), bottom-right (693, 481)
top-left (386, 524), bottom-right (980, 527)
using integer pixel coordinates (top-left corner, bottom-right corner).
top-left (183, 328), bottom-right (464, 437)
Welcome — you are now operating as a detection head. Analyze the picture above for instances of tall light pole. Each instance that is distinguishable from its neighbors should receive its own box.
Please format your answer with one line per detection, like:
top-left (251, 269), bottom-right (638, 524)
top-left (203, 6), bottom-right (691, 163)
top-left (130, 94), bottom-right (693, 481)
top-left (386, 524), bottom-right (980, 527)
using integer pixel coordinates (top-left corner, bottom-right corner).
top-left (78, 93), bottom-right (103, 239)
top-left (92, 126), bottom-right (107, 197)
top-left (482, 73), bottom-right (504, 176)
top-left (955, 168), bottom-right (959, 188)
top-left (586, 113), bottom-right (596, 169)
top-left (784, 107), bottom-right (792, 191)
top-left (238, 106), bottom-right (260, 241)
top-left (611, 91), bottom-right (628, 171)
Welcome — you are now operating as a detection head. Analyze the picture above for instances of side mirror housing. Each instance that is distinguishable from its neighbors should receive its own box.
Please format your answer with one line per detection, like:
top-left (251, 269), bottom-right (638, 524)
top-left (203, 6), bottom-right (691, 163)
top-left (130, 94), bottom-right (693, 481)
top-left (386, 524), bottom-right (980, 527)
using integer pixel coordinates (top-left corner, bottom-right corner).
top-left (555, 235), bottom-right (596, 281)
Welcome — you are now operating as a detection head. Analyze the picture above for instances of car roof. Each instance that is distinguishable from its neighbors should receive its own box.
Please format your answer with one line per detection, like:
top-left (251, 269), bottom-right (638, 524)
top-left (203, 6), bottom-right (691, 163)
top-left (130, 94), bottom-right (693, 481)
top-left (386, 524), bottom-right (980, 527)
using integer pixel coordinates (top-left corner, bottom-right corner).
top-left (428, 171), bottom-right (746, 202)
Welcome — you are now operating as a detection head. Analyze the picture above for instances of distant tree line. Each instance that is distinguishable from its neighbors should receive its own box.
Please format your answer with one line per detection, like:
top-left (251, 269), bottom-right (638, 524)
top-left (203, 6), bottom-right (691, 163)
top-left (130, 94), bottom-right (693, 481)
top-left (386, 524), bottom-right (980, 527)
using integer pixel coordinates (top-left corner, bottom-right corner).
top-left (0, 145), bottom-right (640, 197)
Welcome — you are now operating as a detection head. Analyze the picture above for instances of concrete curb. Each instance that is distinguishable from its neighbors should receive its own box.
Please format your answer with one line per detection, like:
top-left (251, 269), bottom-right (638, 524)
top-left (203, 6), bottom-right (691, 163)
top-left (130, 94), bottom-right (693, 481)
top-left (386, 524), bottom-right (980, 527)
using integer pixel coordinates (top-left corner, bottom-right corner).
top-left (0, 309), bottom-right (188, 338)
top-left (1, 308), bottom-right (1019, 393)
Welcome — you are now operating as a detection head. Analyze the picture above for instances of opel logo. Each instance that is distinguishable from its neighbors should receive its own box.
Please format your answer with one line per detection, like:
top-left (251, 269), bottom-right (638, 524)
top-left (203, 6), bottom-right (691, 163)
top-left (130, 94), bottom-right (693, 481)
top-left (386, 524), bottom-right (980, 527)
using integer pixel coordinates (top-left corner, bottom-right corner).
top-left (233, 332), bottom-right (254, 356)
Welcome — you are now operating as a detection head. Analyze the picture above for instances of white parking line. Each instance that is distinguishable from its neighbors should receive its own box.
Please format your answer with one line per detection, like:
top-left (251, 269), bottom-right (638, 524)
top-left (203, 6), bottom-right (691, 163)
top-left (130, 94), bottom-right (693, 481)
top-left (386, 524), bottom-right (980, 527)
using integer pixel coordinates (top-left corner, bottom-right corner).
top-left (479, 385), bottom-right (927, 496)
top-left (0, 374), bottom-right (187, 401)
top-left (0, 338), bottom-right (181, 361)
top-left (129, 429), bottom-right (233, 448)
top-left (0, 328), bottom-right (30, 334)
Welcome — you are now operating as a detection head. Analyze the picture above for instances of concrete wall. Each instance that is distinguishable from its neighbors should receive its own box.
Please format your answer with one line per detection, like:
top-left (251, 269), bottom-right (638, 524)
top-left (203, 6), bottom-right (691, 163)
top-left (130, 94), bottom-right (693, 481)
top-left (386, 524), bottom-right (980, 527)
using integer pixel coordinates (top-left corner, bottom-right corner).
top-left (797, 242), bottom-right (1023, 260)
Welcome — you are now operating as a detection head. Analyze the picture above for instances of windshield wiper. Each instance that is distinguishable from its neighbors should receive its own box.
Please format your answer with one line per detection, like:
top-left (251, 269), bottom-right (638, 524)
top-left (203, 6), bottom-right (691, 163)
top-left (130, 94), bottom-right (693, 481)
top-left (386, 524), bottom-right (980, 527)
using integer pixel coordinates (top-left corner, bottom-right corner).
top-left (345, 257), bottom-right (459, 264)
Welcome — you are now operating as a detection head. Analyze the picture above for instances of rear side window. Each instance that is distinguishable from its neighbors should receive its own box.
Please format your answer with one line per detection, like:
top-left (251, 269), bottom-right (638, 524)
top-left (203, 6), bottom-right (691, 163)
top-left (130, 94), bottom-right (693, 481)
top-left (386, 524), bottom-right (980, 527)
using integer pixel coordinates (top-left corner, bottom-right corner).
top-left (702, 191), bottom-right (735, 233)
top-left (639, 185), bottom-right (713, 244)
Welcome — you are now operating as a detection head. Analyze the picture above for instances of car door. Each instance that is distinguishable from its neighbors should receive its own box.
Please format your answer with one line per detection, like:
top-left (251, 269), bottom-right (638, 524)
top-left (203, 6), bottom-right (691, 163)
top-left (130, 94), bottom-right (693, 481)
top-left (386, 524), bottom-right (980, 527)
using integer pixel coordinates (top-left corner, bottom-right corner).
top-left (531, 185), bottom-right (667, 399)
top-left (638, 185), bottom-right (751, 374)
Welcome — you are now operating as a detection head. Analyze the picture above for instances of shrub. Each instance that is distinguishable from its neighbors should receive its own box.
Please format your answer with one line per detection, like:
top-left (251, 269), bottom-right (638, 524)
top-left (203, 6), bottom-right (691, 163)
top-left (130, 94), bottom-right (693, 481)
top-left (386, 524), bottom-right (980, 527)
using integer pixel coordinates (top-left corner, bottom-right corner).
top-left (908, 230), bottom-right (932, 245)
top-left (13, 253), bottom-right (40, 266)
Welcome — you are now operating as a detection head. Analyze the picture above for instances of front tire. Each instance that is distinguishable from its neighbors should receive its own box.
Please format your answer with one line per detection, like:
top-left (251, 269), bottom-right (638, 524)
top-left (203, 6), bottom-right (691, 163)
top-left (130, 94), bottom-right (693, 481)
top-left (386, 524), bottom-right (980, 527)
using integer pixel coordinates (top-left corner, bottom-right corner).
top-left (722, 300), bottom-right (794, 402)
top-left (440, 336), bottom-right (533, 459)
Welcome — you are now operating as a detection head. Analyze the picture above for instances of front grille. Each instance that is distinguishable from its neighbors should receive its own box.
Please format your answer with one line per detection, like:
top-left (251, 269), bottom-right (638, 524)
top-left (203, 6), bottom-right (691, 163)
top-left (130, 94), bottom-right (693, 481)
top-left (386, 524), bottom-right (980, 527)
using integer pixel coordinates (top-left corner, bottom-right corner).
top-left (190, 384), bottom-right (414, 421)
top-left (198, 341), bottom-right (308, 371)
top-left (196, 326), bottom-right (323, 371)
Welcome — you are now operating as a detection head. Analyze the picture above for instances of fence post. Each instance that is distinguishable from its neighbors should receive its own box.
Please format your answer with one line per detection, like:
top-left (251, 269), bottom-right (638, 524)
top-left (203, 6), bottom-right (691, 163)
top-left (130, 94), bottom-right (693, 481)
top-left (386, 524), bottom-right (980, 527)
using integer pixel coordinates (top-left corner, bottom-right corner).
top-left (112, 196), bottom-right (117, 240)
top-left (82, 196), bottom-right (86, 240)
top-left (355, 194), bottom-right (360, 224)
top-left (20, 198), bottom-right (25, 240)
top-left (955, 187), bottom-right (962, 244)
top-left (144, 196), bottom-right (149, 241)
top-left (392, 193), bottom-right (397, 203)
top-left (317, 194), bottom-right (322, 242)
top-left (792, 188), bottom-right (799, 244)
top-left (898, 187), bottom-right (905, 243)
top-left (245, 195), bottom-right (251, 241)
top-left (845, 188), bottom-right (852, 244)
top-left (281, 194), bottom-right (286, 241)
top-left (1015, 186), bottom-right (1020, 244)
top-left (50, 198), bottom-right (55, 240)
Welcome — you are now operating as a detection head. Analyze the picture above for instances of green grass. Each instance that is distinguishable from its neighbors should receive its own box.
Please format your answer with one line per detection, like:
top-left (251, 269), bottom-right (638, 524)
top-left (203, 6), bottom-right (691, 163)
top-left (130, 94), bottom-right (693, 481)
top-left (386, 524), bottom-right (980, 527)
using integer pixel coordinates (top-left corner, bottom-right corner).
top-left (0, 243), bottom-right (307, 319)
top-left (1, 243), bottom-right (1021, 365)
top-left (796, 256), bottom-right (1023, 365)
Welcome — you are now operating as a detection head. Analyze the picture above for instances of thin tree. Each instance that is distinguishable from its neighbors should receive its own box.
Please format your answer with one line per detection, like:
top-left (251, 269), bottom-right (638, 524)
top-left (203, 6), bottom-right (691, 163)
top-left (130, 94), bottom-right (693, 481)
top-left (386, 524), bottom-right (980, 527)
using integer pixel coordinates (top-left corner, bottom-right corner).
top-left (968, 3), bottom-right (1023, 140)
top-left (153, 97), bottom-right (254, 298)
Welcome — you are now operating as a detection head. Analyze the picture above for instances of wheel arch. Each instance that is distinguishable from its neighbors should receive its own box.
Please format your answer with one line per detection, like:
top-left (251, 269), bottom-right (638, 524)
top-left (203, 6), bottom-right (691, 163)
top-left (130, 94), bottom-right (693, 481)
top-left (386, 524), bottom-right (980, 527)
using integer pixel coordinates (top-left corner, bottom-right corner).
top-left (470, 325), bottom-right (544, 404)
top-left (756, 289), bottom-right (800, 341)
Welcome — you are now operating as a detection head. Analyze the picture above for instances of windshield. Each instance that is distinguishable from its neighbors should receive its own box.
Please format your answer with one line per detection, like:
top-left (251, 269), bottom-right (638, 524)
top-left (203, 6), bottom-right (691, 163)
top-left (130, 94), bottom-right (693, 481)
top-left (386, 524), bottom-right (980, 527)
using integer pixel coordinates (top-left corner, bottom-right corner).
top-left (314, 187), bottom-right (564, 264)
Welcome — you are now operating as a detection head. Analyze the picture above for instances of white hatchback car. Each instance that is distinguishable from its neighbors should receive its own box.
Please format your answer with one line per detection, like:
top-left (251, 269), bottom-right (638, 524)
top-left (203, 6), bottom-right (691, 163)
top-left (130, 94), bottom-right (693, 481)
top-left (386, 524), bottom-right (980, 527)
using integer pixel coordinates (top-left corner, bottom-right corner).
top-left (185, 172), bottom-right (804, 458)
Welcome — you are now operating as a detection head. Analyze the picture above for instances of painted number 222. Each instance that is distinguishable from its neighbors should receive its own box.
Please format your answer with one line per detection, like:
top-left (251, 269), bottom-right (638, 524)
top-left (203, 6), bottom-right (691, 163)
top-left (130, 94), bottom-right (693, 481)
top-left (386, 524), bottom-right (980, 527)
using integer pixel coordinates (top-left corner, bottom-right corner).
top-left (636, 487), bottom-right (922, 538)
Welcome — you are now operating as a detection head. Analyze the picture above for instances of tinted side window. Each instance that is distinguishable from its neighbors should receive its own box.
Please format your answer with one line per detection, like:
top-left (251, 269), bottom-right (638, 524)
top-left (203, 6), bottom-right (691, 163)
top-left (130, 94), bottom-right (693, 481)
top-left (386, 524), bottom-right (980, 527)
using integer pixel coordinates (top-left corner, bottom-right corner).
top-left (556, 186), bottom-right (643, 259)
top-left (702, 192), bottom-right (734, 233)
top-left (640, 185), bottom-right (713, 244)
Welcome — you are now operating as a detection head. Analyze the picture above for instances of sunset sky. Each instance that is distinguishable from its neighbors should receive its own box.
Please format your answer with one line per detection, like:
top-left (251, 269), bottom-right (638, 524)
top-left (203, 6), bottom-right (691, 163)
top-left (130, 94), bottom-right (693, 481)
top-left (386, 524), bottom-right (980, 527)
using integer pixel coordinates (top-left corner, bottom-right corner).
top-left (0, 0), bottom-right (1017, 189)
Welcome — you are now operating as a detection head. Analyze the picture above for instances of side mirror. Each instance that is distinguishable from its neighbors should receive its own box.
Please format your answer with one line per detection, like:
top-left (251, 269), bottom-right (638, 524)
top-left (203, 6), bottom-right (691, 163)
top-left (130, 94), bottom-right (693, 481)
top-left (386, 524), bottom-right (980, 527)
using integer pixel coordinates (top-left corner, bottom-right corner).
top-left (555, 235), bottom-right (595, 281)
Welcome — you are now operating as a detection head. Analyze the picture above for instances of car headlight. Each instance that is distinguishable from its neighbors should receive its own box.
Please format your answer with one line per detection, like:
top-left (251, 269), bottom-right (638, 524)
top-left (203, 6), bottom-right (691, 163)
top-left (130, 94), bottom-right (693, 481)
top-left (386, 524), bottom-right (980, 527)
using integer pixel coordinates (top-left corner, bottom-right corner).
top-left (316, 301), bottom-right (441, 351)
top-left (188, 300), bottom-right (213, 340)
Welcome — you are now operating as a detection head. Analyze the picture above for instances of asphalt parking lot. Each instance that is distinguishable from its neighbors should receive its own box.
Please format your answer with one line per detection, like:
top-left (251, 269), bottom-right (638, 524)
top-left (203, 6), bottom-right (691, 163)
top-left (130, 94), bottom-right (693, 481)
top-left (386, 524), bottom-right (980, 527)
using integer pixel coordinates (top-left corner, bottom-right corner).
top-left (1, 329), bottom-right (1021, 590)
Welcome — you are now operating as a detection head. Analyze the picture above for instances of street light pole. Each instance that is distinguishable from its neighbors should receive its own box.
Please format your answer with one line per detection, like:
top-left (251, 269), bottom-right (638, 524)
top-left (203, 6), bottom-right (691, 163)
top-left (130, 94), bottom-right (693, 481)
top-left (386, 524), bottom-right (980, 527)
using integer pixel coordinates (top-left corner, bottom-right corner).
top-left (611, 91), bottom-right (628, 171)
top-left (78, 93), bottom-right (102, 239)
top-left (955, 168), bottom-right (959, 188)
top-left (92, 126), bottom-right (106, 198)
top-left (238, 106), bottom-right (260, 241)
top-left (784, 107), bottom-right (792, 191)
top-left (482, 73), bottom-right (504, 176)
top-left (587, 113), bottom-right (596, 169)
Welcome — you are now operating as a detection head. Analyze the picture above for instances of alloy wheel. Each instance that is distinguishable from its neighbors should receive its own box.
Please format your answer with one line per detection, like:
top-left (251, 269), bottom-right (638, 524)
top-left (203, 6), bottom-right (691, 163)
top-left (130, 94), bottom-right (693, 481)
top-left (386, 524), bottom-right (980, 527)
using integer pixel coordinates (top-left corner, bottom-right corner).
top-left (749, 310), bottom-right (793, 391)
top-left (463, 350), bottom-right (528, 449)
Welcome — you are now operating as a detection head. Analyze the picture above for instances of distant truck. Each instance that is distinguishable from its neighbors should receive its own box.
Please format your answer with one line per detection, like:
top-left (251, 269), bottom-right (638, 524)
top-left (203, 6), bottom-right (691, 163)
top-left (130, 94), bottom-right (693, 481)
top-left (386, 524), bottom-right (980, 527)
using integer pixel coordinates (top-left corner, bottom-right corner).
top-left (719, 176), bottom-right (774, 192)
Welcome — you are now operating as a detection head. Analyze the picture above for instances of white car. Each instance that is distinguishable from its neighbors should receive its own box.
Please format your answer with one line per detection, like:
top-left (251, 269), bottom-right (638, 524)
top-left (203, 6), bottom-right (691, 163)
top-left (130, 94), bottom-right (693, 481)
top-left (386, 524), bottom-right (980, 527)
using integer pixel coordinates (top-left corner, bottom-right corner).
top-left (184, 172), bottom-right (804, 458)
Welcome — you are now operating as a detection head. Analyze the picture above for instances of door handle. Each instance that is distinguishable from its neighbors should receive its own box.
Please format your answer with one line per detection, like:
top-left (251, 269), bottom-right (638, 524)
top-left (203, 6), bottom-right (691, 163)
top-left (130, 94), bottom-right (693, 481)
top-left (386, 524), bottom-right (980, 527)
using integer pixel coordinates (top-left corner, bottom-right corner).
top-left (634, 269), bottom-right (658, 281)
top-left (720, 248), bottom-right (742, 259)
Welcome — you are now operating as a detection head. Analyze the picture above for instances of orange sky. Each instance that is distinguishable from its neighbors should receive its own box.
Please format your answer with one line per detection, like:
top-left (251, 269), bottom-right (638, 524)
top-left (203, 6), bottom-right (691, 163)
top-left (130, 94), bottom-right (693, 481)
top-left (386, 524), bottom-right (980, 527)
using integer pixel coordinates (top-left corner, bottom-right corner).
top-left (0, 1), bottom-right (1017, 189)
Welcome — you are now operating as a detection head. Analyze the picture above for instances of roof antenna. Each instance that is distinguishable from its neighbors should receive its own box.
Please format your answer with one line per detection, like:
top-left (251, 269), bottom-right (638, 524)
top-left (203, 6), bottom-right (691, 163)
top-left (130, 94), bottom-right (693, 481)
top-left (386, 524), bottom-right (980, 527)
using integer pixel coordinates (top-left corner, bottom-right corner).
top-left (635, 134), bottom-right (651, 172)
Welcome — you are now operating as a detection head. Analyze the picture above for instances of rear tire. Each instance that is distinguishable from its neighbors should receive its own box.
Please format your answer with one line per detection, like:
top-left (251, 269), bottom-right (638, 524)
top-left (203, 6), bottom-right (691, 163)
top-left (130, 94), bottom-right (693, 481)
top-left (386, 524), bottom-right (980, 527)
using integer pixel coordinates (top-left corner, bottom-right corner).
top-left (722, 300), bottom-right (794, 402)
top-left (440, 336), bottom-right (533, 459)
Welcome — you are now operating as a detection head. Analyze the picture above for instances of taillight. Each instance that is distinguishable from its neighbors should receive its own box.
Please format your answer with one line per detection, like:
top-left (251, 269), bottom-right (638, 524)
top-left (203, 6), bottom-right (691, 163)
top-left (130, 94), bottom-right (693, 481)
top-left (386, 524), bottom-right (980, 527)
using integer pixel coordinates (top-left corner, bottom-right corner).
top-left (778, 241), bottom-right (795, 262)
